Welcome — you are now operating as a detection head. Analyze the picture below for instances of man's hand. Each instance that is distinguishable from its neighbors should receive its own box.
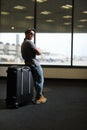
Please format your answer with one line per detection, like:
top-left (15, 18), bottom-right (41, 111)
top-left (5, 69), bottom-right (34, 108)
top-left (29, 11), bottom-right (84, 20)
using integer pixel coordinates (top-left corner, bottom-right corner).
top-left (35, 48), bottom-right (42, 55)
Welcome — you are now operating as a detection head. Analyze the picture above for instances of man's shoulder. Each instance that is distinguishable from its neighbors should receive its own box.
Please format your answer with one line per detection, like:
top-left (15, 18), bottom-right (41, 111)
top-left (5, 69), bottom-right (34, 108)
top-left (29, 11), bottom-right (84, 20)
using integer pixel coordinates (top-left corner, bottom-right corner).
top-left (24, 38), bottom-right (30, 43)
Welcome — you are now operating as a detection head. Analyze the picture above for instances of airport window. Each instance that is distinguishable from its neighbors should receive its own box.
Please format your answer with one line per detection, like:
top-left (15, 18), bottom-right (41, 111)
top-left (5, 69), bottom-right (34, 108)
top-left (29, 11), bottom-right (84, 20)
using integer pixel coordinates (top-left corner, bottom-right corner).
top-left (0, 0), bottom-right (87, 66)
top-left (0, 0), bottom-right (34, 64)
top-left (36, 0), bottom-right (72, 65)
top-left (73, 0), bottom-right (87, 66)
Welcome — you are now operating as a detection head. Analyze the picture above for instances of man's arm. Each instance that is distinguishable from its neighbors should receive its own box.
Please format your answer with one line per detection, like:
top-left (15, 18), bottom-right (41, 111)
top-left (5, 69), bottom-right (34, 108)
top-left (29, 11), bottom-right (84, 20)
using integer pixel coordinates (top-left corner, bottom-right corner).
top-left (34, 48), bottom-right (42, 55)
top-left (30, 41), bottom-right (42, 55)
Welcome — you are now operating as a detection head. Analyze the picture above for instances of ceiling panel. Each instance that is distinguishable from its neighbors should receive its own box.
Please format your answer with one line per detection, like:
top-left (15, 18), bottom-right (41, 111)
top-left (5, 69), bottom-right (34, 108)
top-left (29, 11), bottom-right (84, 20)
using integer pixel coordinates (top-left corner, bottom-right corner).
top-left (0, 0), bottom-right (87, 32)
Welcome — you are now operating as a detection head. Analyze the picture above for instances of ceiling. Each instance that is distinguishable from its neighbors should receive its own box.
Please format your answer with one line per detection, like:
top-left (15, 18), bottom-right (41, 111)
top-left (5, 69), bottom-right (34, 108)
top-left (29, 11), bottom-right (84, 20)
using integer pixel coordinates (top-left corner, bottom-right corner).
top-left (0, 0), bottom-right (87, 33)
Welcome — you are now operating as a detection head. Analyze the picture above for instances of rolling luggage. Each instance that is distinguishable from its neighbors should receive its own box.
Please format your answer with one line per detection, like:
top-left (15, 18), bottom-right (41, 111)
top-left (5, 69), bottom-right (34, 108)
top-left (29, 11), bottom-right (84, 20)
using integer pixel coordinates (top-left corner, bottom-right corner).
top-left (6, 66), bottom-right (34, 108)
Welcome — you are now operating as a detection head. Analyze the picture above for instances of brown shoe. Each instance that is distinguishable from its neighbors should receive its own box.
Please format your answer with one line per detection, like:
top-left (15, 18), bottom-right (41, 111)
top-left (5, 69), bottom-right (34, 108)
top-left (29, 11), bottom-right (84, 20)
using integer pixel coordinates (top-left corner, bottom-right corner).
top-left (34, 95), bottom-right (47, 104)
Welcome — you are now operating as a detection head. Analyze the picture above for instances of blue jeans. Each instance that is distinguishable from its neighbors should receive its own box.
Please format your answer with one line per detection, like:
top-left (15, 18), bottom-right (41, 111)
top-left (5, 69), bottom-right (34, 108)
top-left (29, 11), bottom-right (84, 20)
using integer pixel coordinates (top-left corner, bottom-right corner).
top-left (30, 64), bottom-right (44, 99)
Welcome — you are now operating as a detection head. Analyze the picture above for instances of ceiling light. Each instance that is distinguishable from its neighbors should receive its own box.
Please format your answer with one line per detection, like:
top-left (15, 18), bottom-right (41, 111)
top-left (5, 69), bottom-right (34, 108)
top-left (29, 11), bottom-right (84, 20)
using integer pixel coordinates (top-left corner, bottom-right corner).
top-left (64, 22), bottom-right (71, 25)
top-left (80, 19), bottom-right (87, 22)
top-left (37, 0), bottom-right (47, 2)
top-left (83, 11), bottom-right (87, 14)
top-left (61, 4), bottom-right (72, 9)
top-left (77, 25), bottom-right (84, 28)
top-left (1, 11), bottom-right (10, 15)
top-left (11, 26), bottom-right (15, 30)
top-left (14, 5), bottom-right (26, 10)
top-left (63, 15), bottom-right (72, 19)
top-left (46, 19), bottom-right (54, 22)
top-left (25, 16), bottom-right (34, 19)
top-left (32, 0), bottom-right (47, 3)
top-left (40, 11), bottom-right (51, 15)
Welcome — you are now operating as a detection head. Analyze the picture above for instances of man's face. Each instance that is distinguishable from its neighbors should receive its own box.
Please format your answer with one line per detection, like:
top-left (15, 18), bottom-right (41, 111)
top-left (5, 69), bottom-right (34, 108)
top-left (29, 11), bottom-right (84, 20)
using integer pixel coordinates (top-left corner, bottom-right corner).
top-left (26, 31), bottom-right (34, 40)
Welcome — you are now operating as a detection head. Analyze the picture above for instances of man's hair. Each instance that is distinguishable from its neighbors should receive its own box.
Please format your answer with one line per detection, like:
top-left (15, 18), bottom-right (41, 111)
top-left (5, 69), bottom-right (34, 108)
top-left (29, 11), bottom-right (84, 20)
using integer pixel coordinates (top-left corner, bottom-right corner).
top-left (25, 28), bottom-right (36, 35)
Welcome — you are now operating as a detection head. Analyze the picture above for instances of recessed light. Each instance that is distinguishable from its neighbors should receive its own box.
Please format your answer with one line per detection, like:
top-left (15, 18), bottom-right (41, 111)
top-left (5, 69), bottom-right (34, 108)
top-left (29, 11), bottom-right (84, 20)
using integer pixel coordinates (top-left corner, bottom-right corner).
top-left (61, 4), bottom-right (72, 9)
top-left (64, 22), bottom-right (71, 25)
top-left (40, 11), bottom-right (51, 15)
top-left (1, 11), bottom-right (10, 15)
top-left (83, 11), bottom-right (87, 14)
top-left (14, 5), bottom-right (26, 10)
top-left (77, 25), bottom-right (84, 28)
top-left (32, 0), bottom-right (47, 3)
top-left (80, 19), bottom-right (87, 22)
top-left (46, 19), bottom-right (54, 22)
top-left (25, 16), bottom-right (34, 19)
top-left (11, 26), bottom-right (15, 30)
top-left (63, 15), bottom-right (72, 19)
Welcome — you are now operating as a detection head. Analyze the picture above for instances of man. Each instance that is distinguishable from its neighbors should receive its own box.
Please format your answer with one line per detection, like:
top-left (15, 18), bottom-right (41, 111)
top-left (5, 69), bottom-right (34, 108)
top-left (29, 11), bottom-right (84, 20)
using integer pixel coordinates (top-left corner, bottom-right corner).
top-left (21, 28), bottom-right (47, 104)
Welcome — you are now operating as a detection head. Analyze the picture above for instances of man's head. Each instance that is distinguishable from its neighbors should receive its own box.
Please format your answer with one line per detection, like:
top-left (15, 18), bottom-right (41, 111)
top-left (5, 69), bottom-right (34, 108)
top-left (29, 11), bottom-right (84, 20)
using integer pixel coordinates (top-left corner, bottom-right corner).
top-left (25, 28), bottom-right (36, 40)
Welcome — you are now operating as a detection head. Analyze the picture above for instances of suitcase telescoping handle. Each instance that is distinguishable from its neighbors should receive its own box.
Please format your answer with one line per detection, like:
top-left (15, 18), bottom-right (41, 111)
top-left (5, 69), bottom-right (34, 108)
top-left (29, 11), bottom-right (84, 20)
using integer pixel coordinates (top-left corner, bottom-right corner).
top-left (21, 71), bottom-right (23, 95)
top-left (21, 66), bottom-right (31, 71)
top-left (21, 68), bottom-right (31, 95)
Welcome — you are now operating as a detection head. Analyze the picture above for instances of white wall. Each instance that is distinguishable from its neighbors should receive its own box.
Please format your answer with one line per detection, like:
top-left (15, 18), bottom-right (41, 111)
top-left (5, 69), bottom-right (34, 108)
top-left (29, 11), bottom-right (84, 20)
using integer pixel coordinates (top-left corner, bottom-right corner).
top-left (0, 66), bottom-right (87, 79)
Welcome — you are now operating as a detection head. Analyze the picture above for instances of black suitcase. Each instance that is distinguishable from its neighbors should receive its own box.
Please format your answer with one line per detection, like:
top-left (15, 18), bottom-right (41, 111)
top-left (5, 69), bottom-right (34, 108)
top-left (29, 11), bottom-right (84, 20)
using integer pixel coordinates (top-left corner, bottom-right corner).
top-left (6, 66), bottom-right (34, 108)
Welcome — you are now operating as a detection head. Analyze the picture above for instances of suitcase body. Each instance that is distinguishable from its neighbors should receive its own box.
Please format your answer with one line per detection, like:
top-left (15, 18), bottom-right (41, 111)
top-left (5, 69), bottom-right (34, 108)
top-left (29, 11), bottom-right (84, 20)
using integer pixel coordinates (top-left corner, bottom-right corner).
top-left (6, 66), bottom-right (34, 108)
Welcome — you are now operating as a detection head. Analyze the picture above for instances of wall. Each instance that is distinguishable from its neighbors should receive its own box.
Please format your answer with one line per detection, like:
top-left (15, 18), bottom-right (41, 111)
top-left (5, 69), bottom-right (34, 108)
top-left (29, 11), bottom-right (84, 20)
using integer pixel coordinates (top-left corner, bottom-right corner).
top-left (43, 67), bottom-right (87, 79)
top-left (0, 66), bottom-right (87, 79)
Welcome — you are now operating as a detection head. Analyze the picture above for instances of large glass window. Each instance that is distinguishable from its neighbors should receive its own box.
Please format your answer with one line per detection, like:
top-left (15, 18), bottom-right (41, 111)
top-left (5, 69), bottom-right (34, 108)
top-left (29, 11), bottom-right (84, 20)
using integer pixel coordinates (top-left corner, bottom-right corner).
top-left (36, 33), bottom-right (71, 65)
top-left (73, 0), bottom-right (87, 66)
top-left (36, 0), bottom-right (72, 65)
top-left (0, 0), bottom-right (34, 64)
top-left (0, 0), bottom-right (87, 66)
